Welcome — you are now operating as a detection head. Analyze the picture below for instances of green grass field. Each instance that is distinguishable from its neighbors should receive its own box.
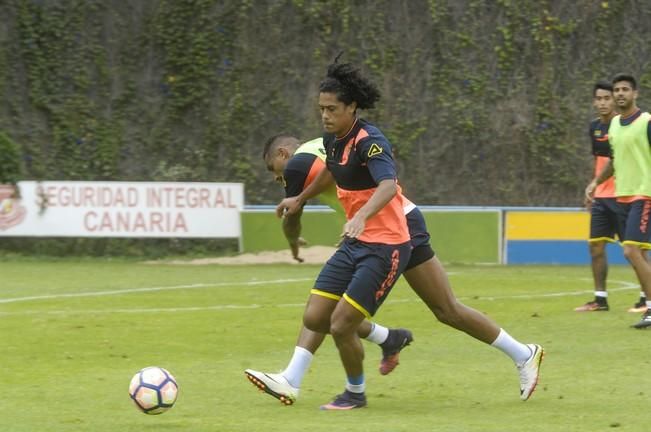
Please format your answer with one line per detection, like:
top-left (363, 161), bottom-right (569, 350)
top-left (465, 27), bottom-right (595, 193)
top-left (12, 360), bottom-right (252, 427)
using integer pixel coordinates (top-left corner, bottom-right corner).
top-left (0, 259), bottom-right (648, 431)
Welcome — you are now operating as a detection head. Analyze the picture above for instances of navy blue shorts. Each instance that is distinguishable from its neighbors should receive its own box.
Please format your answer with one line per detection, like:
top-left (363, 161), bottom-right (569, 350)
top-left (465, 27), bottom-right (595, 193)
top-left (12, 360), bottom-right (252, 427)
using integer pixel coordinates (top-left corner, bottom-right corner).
top-left (618, 199), bottom-right (651, 248)
top-left (590, 198), bottom-right (624, 242)
top-left (405, 208), bottom-right (435, 270)
top-left (313, 238), bottom-right (412, 317)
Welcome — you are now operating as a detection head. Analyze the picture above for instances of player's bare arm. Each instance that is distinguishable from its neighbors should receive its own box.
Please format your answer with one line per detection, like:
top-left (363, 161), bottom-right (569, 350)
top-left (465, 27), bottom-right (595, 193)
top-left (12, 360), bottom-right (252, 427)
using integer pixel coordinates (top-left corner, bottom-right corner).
top-left (585, 158), bottom-right (614, 203)
top-left (282, 207), bottom-right (305, 262)
top-left (343, 179), bottom-right (397, 239)
top-left (276, 168), bottom-right (335, 218)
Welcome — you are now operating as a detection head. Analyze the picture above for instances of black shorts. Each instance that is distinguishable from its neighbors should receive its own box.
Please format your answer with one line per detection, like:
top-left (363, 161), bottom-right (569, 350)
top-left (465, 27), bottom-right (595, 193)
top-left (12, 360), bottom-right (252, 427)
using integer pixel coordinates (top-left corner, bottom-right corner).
top-left (619, 199), bottom-right (651, 249)
top-left (405, 207), bottom-right (435, 270)
top-left (589, 197), bottom-right (624, 242)
top-left (313, 238), bottom-right (412, 317)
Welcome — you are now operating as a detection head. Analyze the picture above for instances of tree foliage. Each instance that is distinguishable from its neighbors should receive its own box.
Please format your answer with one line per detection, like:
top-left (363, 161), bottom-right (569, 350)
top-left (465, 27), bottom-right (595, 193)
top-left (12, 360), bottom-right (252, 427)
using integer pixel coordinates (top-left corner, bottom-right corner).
top-left (1, 0), bottom-right (651, 207)
top-left (0, 131), bottom-right (23, 184)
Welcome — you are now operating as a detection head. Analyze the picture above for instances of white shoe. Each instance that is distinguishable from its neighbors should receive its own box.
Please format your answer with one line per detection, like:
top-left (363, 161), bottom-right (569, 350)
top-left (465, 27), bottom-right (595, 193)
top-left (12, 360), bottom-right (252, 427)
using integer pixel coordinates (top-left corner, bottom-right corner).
top-left (517, 344), bottom-right (544, 401)
top-left (245, 369), bottom-right (299, 405)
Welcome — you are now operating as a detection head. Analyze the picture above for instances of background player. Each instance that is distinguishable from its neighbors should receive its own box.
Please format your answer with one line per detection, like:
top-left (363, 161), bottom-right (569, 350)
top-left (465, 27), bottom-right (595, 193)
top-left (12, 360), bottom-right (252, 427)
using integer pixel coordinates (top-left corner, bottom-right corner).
top-left (575, 81), bottom-right (645, 312)
top-left (586, 73), bottom-right (651, 328)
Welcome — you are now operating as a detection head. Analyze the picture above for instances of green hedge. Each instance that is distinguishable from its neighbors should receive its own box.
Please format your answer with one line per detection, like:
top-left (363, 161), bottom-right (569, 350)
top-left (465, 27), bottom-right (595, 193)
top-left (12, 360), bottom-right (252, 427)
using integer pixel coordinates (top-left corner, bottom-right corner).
top-left (0, 131), bottom-right (22, 184)
top-left (0, 237), bottom-right (239, 258)
top-left (1, 0), bottom-right (650, 255)
top-left (1, 1), bottom-right (649, 207)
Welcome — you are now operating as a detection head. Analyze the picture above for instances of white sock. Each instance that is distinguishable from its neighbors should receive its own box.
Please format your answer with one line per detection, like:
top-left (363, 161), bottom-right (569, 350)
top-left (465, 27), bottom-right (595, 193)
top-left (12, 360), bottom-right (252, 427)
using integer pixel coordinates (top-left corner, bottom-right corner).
top-left (282, 346), bottom-right (313, 388)
top-left (595, 291), bottom-right (608, 298)
top-left (646, 300), bottom-right (651, 309)
top-left (345, 381), bottom-right (366, 393)
top-left (490, 328), bottom-right (532, 365)
top-left (364, 323), bottom-right (389, 344)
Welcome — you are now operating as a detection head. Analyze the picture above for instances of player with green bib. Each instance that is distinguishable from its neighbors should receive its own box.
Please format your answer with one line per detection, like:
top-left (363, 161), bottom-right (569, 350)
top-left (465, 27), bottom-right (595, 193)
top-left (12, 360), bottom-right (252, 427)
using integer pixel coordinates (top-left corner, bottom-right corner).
top-left (586, 73), bottom-right (651, 328)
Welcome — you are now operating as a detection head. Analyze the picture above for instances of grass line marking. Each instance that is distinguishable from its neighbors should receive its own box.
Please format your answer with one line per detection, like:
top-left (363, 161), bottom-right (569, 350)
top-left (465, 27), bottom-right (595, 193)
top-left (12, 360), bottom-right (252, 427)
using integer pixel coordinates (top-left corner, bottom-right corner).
top-left (0, 278), bottom-right (313, 304)
top-left (472, 279), bottom-right (639, 301)
top-left (0, 279), bottom-right (640, 316)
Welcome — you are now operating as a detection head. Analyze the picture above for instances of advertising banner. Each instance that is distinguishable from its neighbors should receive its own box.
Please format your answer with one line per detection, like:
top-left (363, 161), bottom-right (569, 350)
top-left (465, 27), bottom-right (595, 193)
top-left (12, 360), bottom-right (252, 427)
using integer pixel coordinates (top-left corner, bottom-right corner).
top-left (0, 181), bottom-right (244, 238)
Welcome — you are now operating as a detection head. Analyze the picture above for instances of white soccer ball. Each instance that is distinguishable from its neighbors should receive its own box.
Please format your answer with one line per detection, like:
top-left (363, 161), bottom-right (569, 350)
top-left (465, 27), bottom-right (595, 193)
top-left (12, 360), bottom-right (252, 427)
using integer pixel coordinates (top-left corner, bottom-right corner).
top-left (128, 366), bottom-right (179, 415)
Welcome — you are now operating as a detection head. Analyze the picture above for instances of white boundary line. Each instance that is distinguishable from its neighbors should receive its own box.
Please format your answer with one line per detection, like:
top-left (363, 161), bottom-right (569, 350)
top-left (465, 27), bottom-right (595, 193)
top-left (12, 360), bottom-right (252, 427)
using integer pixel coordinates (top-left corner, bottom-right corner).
top-left (0, 278), bottom-right (313, 304)
top-left (0, 278), bottom-right (640, 316)
top-left (470, 279), bottom-right (639, 301)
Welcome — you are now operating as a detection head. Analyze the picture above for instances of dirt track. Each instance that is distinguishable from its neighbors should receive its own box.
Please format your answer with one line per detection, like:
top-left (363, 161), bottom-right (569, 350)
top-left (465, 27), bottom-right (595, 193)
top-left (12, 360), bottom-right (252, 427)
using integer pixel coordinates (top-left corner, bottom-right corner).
top-left (149, 245), bottom-right (336, 265)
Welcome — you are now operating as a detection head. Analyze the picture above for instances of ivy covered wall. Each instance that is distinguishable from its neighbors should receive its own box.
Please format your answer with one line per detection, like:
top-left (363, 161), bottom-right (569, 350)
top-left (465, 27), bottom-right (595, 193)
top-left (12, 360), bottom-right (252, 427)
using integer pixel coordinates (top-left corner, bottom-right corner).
top-left (1, 0), bottom-right (651, 207)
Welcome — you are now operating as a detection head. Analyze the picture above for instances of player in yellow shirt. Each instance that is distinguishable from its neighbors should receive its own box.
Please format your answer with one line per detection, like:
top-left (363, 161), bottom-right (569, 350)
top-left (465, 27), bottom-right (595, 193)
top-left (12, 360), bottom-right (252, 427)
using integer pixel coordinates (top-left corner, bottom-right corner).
top-left (576, 81), bottom-right (645, 312)
top-left (586, 73), bottom-right (651, 327)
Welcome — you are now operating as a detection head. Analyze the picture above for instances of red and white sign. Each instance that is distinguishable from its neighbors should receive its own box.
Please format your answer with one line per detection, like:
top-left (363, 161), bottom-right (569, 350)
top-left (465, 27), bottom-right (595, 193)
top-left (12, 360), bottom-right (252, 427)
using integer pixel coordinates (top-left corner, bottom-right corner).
top-left (0, 185), bottom-right (27, 231)
top-left (0, 181), bottom-right (244, 238)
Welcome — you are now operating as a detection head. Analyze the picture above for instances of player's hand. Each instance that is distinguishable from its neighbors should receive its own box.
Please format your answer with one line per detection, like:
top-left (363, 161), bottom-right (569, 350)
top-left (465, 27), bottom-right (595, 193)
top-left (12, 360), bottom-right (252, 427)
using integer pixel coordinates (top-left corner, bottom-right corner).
top-left (276, 197), bottom-right (302, 218)
top-left (342, 214), bottom-right (366, 239)
top-left (290, 237), bottom-right (307, 263)
top-left (584, 180), bottom-right (597, 208)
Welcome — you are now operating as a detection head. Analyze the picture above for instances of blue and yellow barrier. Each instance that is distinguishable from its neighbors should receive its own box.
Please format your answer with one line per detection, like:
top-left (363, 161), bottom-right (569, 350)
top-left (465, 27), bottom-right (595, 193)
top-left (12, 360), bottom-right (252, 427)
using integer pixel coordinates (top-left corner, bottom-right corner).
top-left (505, 211), bottom-right (626, 264)
top-left (243, 206), bottom-right (628, 265)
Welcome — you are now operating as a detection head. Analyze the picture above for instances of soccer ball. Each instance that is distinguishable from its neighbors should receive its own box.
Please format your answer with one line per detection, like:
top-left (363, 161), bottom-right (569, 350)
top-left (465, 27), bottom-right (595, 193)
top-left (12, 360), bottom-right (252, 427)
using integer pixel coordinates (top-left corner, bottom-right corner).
top-left (128, 366), bottom-right (178, 414)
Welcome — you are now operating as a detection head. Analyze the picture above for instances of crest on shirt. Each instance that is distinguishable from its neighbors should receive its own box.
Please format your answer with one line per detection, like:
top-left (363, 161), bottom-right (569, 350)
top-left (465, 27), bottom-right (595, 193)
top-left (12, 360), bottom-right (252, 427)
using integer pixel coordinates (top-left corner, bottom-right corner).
top-left (367, 143), bottom-right (383, 158)
top-left (594, 130), bottom-right (602, 137)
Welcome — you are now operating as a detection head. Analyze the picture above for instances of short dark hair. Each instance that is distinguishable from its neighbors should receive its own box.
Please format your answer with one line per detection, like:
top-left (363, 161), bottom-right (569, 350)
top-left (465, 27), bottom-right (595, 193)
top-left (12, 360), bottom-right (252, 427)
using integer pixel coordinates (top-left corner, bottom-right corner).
top-left (612, 73), bottom-right (637, 90)
top-left (319, 56), bottom-right (381, 110)
top-left (593, 80), bottom-right (613, 96)
top-left (262, 134), bottom-right (298, 160)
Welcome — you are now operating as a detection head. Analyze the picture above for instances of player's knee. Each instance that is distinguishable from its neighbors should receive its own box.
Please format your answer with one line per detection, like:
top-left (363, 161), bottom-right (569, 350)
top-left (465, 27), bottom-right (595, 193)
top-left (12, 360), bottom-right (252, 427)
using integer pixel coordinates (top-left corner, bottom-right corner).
top-left (303, 312), bottom-right (330, 333)
top-left (432, 301), bottom-right (463, 327)
top-left (329, 314), bottom-right (360, 340)
top-left (623, 245), bottom-right (645, 263)
top-left (589, 242), bottom-right (606, 258)
top-left (329, 320), bottom-right (348, 340)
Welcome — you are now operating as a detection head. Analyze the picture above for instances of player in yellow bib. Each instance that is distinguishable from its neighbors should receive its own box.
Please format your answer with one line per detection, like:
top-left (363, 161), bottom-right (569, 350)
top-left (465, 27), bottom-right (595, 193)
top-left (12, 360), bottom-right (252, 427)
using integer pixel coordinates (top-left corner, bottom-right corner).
top-left (575, 81), bottom-right (645, 312)
top-left (586, 73), bottom-right (651, 328)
